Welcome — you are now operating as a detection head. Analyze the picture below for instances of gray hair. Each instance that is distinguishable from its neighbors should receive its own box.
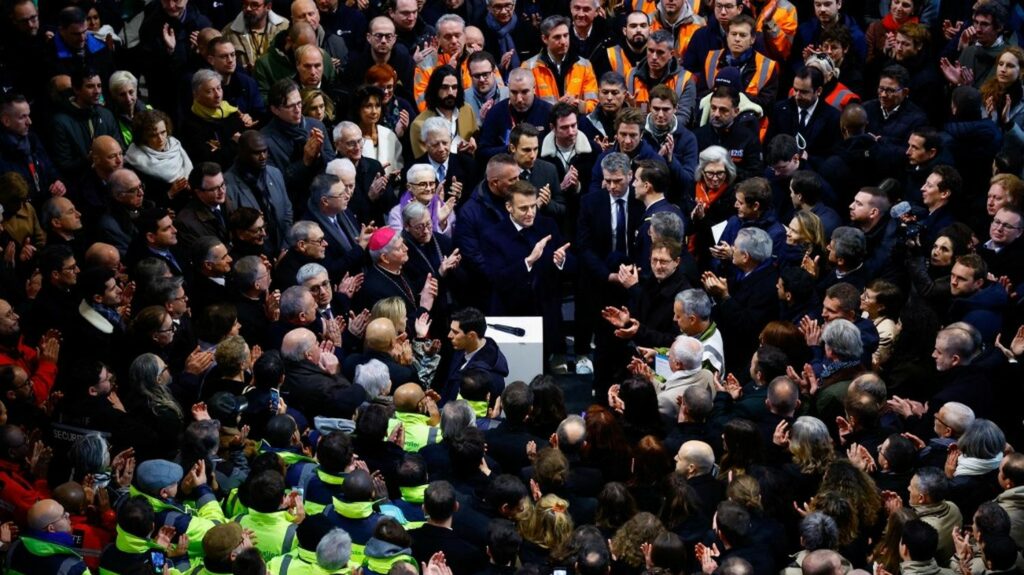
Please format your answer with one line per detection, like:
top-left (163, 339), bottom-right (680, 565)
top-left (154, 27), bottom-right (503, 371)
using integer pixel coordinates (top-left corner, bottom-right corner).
top-left (317, 528), bottom-right (353, 570)
top-left (556, 414), bottom-right (586, 449)
top-left (600, 152), bottom-right (631, 175)
top-left (958, 419), bottom-right (1006, 460)
top-left (310, 173), bottom-right (340, 204)
top-left (406, 163), bottom-right (436, 185)
top-left (682, 385), bottom-right (713, 420)
top-left (332, 120), bottom-right (361, 144)
top-left (650, 211), bottom-right (683, 242)
top-left (402, 201), bottom-right (430, 226)
top-left (232, 255), bottom-right (265, 290)
top-left (675, 289), bottom-right (712, 321)
top-left (734, 227), bottom-right (772, 263)
top-left (149, 276), bottom-right (185, 306)
top-left (440, 400), bottom-right (475, 437)
top-left (108, 70), bottom-right (138, 94)
top-left (191, 69), bottom-right (221, 95)
top-left (821, 319), bottom-right (862, 361)
top-left (939, 323), bottom-right (979, 365)
top-left (938, 402), bottom-right (975, 436)
top-left (421, 116), bottom-right (452, 143)
top-left (830, 226), bottom-right (866, 263)
top-left (107, 168), bottom-right (138, 194)
top-left (281, 328), bottom-right (317, 361)
top-left (296, 263), bottom-right (329, 285)
top-left (436, 14), bottom-right (465, 29)
top-left (325, 158), bottom-right (356, 179)
top-left (355, 359), bottom-right (391, 398)
top-left (789, 416), bottom-right (831, 462)
top-left (508, 68), bottom-right (534, 86)
top-left (69, 433), bottom-right (111, 476)
top-left (799, 512), bottom-right (839, 551)
top-left (649, 29), bottom-right (674, 46)
top-left (540, 15), bottom-right (570, 36)
top-left (280, 285), bottom-right (312, 320)
top-left (695, 145), bottom-right (737, 183)
top-left (287, 221), bottom-right (321, 248)
top-left (677, 440), bottom-right (715, 475)
top-left (670, 335), bottom-right (703, 370)
top-left (192, 235), bottom-right (225, 264)
top-left (128, 353), bottom-right (183, 419)
top-left (369, 232), bottom-right (403, 263)
top-left (914, 467), bottom-right (948, 502)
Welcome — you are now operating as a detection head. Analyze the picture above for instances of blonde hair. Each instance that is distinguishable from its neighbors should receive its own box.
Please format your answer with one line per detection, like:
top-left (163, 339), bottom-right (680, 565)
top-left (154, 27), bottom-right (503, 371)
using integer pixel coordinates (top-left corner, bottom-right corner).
top-left (302, 88), bottom-right (336, 121)
top-left (789, 416), bottom-right (835, 474)
top-left (215, 335), bottom-right (250, 374)
top-left (790, 210), bottom-right (827, 253)
top-left (610, 512), bottom-right (666, 568)
top-left (371, 296), bottom-right (407, 335)
top-left (517, 494), bottom-right (574, 557)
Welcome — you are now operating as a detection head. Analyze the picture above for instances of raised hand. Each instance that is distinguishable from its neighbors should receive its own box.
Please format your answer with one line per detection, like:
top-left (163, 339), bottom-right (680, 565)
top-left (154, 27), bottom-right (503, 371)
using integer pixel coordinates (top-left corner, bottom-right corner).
top-left (601, 306), bottom-right (631, 328)
top-left (881, 490), bottom-right (903, 515)
top-left (798, 315), bottom-right (822, 346)
top-left (526, 235), bottom-right (552, 267)
top-left (337, 272), bottom-right (364, 298)
top-left (440, 248), bottom-right (461, 276)
top-left (772, 420), bottom-right (791, 447)
top-left (836, 416), bottom-right (853, 445)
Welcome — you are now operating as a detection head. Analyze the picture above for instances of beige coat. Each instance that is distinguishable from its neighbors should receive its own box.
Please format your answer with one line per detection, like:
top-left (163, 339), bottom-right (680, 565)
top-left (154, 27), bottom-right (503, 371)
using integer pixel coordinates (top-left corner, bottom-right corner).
top-left (222, 10), bottom-right (289, 72)
top-left (996, 485), bottom-right (1024, 548)
top-left (914, 500), bottom-right (963, 566)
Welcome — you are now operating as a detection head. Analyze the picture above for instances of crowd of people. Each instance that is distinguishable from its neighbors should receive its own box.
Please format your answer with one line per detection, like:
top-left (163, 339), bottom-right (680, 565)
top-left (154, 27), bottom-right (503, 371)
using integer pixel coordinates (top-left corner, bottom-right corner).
top-left (0, 0), bottom-right (1024, 573)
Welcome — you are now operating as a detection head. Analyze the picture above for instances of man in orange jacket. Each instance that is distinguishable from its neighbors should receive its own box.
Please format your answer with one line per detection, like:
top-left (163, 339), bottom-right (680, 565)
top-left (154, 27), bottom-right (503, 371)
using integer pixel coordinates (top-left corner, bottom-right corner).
top-left (521, 15), bottom-right (599, 114)
top-left (0, 424), bottom-right (51, 526)
top-left (0, 298), bottom-right (59, 410)
top-left (413, 14), bottom-right (471, 112)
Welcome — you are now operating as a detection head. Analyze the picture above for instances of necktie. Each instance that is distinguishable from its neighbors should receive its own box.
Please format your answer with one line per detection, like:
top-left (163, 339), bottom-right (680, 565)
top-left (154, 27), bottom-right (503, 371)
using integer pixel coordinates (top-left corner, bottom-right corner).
top-left (614, 198), bottom-right (627, 256)
top-left (521, 168), bottom-right (531, 181)
top-left (337, 213), bottom-right (358, 243)
top-left (436, 163), bottom-right (446, 183)
top-left (799, 108), bottom-right (809, 128)
top-left (212, 206), bottom-right (226, 230)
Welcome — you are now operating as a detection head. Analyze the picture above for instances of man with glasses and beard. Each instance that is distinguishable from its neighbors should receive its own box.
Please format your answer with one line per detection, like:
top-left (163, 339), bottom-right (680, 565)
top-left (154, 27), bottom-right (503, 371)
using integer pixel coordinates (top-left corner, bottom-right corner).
top-left (222, 0), bottom-right (289, 73)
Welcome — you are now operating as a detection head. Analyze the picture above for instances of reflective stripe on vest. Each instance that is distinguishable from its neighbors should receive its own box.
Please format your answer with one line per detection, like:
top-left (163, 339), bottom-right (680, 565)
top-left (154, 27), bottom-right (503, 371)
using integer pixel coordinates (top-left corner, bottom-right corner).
top-left (704, 50), bottom-right (774, 95)
top-left (608, 46), bottom-right (627, 77)
top-left (825, 88), bottom-right (855, 109)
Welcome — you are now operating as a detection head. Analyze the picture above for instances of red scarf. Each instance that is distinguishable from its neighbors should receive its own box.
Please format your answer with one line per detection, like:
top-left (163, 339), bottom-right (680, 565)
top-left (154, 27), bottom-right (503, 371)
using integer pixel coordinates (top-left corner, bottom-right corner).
top-left (882, 12), bottom-right (918, 32)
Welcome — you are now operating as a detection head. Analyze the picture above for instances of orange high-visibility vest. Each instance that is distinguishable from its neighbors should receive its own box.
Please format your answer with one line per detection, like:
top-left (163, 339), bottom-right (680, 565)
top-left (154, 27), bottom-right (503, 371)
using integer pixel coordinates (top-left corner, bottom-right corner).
top-left (521, 55), bottom-right (599, 113)
top-left (412, 53), bottom-right (472, 112)
top-left (703, 49), bottom-right (778, 97)
top-left (753, 0), bottom-right (798, 60)
top-left (824, 85), bottom-right (860, 110)
top-left (626, 67), bottom-right (694, 110)
top-left (607, 46), bottom-right (634, 78)
top-left (650, 16), bottom-right (705, 59)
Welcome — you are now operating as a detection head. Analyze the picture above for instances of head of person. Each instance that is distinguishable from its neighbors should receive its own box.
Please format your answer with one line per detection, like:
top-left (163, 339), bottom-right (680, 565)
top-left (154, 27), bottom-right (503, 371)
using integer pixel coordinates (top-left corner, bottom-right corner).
top-left (464, 25), bottom-right (485, 53)
top-left (448, 307), bottom-right (486, 351)
top-left (402, 201), bottom-right (433, 245)
top-left (648, 84), bottom-right (677, 132)
top-left (365, 64), bottom-right (399, 105)
top-left (890, 21), bottom-right (927, 62)
top-left (286, 221), bottom-right (325, 260)
top-left (877, 65), bottom-right (911, 110)
top-left (509, 123), bottom-right (541, 170)
top-left (281, 327), bottom-right (321, 365)
top-left (290, 0), bottom-right (320, 28)
top-left (0, 94), bottom-right (32, 138)
top-left (58, 6), bottom-right (88, 50)
top-left (539, 15), bottom-right (572, 60)
top-left (768, 134), bottom-right (801, 179)
top-left (649, 239), bottom-right (682, 282)
top-left (989, 206), bottom-right (1024, 247)
top-left (673, 289), bottom-right (712, 336)
top-left (725, 14), bottom-right (755, 56)
top-left (420, 118), bottom-right (452, 166)
top-left (949, 254), bottom-right (987, 297)
top-left (191, 69), bottom-right (224, 109)
top-left (970, 1), bottom-right (1006, 47)
top-left (646, 30), bottom-right (675, 75)
top-left (668, 335), bottom-right (703, 373)
top-left (425, 65), bottom-right (464, 113)
top-left (733, 177), bottom-right (771, 221)
top-left (932, 325), bottom-right (978, 372)
top-left (793, 66), bottom-right (824, 109)
top-left (332, 121), bottom-right (363, 163)
top-left (613, 108), bottom-right (645, 154)
top-left (713, 0), bottom-right (743, 27)
top-left (623, 10), bottom-right (651, 50)
top-left (785, 211), bottom-right (826, 252)
top-left (921, 165), bottom-right (960, 211)
top-left (39, 244), bottom-right (78, 289)
top-left (486, 153), bottom-right (522, 197)
top-left (813, 0), bottom-right (842, 24)
top-left (987, 174), bottom-right (1024, 216)
top-left (821, 318), bottom-right (862, 362)
top-left (436, 14), bottom-right (465, 57)
top-left (600, 152), bottom-right (632, 198)
top-left (507, 68), bottom-right (536, 113)
top-left (367, 227), bottom-right (408, 269)
top-left (389, 0), bottom-right (418, 31)
top-left (598, 72), bottom-right (627, 116)
top-left (71, 68), bottom-right (103, 107)
top-left (294, 45), bottom-right (324, 88)
top-left (849, 187), bottom-right (890, 228)
top-left (229, 208), bottom-right (268, 249)
top-left (549, 102), bottom-right (579, 148)
top-left (505, 181), bottom-right (539, 228)
top-left (269, 79), bottom-right (303, 125)
top-left (649, 211), bottom-right (683, 244)
top-left (905, 129), bottom-right (940, 167)
top-left (107, 71), bottom-right (139, 116)
top-left (674, 440), bottom-right (714, 478)
top-left (732, 227), bottom-right (772, 271)
top-left (9, 0), bottom-right (39, 36)
top-left (709, 86), bottom-right (740, 129)
top-left (367, 16), bottom-right (397, 56)
top-left (695, 145), bottom-right (736, 190)
top-left (467, 51), bottom-right (498, 96)
top-left (632, 159), bottom-right (668, 202)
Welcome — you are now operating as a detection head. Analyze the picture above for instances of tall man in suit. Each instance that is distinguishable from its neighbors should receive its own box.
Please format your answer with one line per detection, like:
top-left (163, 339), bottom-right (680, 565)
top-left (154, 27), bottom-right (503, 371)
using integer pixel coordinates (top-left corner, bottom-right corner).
top-left (766, 66), bottom-right (841, 162)
top-left (481, 181), bottom-right (574, 362)
top-left (577, 152), bottom-right (644, 395)
top-left (509, 123), bottom-right (565, 222)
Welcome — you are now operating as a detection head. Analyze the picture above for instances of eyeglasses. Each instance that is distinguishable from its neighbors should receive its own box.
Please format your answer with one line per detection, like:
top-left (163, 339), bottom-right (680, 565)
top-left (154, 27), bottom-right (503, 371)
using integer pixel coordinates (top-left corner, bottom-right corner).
top-left (877, 85), bottom-right (902, 95)
top-left (304, 236), bottom-right (328, 245)
top-left (471, 70), bottom-right (494, 80)
top-left (215, 51), bottom-right (237, 59)
top-left (371, 32), bottom-right (396, 41)
top-left (61, 262), bottom-right (80, 272)
top-left (279, 100), bottom-right (302, 110)
top-left (992, 219), bottom-right (1022, 230)
top-left (119, 184), bottom-right (145, 196)
top-left (16, 14), bottom-right (38, 24)
top-left (490, 2), bottom-right (514, 11)
top-left (201, 182), bottom-right (226, 192)
top-left (704, 170), bottom-right (727, 179)
top-left (408, 221), bottom-right (431, 231)
top-left (309, 280), bottom-right (331, 292)
top-left (409, 180), bottom-right (438, 189)
top-left (157, 323), bottom-right (179, 334)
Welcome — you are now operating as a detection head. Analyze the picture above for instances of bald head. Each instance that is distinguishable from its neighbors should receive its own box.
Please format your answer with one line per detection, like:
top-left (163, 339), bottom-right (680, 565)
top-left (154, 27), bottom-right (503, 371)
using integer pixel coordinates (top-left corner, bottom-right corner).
top-left (27, 499), bottom-right (68, 533)
top-left (365, 318), bottom-right (397, 353)
top-left (802, 549), bottom-right (844, 575)
top-left (53, 482), bottom-right (86, 514)
top-left (196, 28), bottom-right (222, 57)
top-left (90, 135), bottom-right (124, 178)
top-left (465, 26), bottom-right (484, 51)
top-left (281, 328), bottom-right (318, 362)
top-left (289, 9), bottom-right (318, 39)
top-left (676, 440), bottom-right (714, 477)
top-left (394, 382), bottom-right (425, 412)
top-left (85, 242), bottom-right (121, 273)
top-left (1, 425), bottom-right (25, 455)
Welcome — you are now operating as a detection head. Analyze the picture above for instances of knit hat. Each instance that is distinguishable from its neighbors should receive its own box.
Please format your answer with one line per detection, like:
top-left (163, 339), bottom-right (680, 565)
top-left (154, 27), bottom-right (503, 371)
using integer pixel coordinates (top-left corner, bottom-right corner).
top-left (714, 66), bottom-right (742, 89)
top-left (135, 460), bottom-right (183, 493)
top-left (368, 227), bottom-right (397, 251)
top-left (805, 52), bottom-right (837, 82)
top-left (203, 522), bottom-right (244, 561)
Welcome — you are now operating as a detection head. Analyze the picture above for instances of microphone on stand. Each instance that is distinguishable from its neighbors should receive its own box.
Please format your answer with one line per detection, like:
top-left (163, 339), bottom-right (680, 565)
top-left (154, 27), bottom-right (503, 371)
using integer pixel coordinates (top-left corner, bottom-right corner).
top-left (488, 323), bottom-right (525, 337)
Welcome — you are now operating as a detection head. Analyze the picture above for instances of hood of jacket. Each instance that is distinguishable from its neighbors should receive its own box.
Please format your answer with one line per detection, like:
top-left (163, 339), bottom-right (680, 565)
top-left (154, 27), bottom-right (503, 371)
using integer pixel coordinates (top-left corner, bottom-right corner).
top-left (464, 337), bottom-right (510, 377)
top-left (654, 3), bottom-right (702, 33)
top-left (899, 559), bottom-right (948, 575)
top-left (363, 537), bottom-right (412, 559)
top-left (633, 56), bottom-right (681, 87)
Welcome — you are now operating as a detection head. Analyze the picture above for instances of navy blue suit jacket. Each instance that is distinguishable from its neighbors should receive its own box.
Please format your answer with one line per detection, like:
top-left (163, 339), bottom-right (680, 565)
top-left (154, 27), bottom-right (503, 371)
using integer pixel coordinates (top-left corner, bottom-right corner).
top-left (576, 189), bottom-right (644, 284)
top-left (767, 97), bottom-right (842, 160)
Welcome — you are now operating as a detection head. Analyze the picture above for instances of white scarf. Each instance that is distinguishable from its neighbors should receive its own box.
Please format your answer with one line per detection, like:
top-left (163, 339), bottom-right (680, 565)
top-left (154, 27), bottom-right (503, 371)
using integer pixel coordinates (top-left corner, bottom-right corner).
top-left (125, 137), bottom-right (193, 183)
top-left (954, 453), bottom-right (1003, 477)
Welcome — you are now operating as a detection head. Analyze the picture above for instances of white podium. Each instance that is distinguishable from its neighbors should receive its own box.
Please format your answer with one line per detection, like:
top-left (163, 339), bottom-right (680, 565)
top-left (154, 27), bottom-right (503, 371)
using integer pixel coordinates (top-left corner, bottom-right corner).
top-left (486, 316), bottom-right (544, 386)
